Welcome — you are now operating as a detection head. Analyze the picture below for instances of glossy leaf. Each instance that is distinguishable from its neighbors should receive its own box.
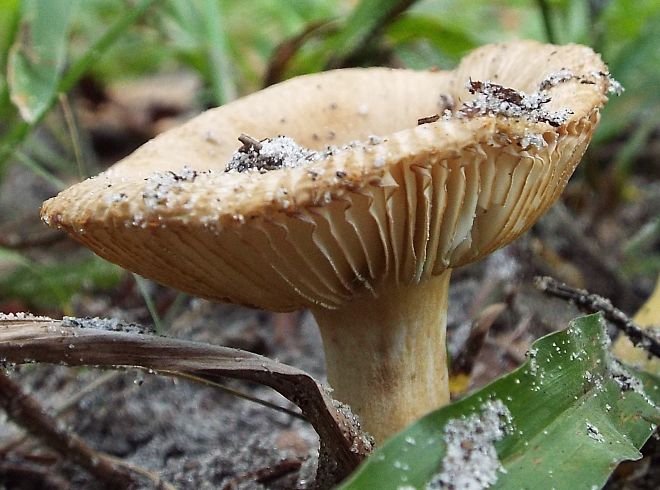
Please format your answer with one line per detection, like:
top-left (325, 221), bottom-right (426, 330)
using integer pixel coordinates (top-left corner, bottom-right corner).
top-left (340, 314), bottom-right (659, 489)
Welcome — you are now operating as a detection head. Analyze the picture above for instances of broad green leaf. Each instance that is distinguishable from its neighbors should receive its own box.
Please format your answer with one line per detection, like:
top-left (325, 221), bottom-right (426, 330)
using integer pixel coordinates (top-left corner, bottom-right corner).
top-left (7, 0), bottom-right (78, 123)
top-left (340, 314), bottom-right (659, 489)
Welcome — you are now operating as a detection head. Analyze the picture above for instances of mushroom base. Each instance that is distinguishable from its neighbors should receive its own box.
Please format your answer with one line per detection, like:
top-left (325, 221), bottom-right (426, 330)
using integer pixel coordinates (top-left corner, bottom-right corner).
top-left (312, 270), bottom-right (451, 443)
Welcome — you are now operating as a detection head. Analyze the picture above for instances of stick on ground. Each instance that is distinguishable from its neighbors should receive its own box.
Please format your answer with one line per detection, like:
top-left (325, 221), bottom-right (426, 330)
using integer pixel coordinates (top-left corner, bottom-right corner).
top-left (0, 315), bottom-right (372, 487)
top-left (0, 371), bottom-right (137, 488)
top-left (534, 276), bottom-right (660, 358)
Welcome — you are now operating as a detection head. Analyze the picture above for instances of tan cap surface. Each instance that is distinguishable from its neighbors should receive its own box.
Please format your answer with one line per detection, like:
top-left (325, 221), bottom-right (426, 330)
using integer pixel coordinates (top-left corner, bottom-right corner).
top-left (42, 41), bottom-right (611, 311)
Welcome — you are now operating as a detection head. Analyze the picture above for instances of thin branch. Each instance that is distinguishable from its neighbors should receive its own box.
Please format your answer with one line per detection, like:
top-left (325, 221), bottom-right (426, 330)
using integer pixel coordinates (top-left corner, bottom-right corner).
top-left (0, 371), bottom-right (120, 457)
top-left (220, 457), bottom-right (304, 490)
top-left (534, 276), bottom-right (660, 358)
top-left (450, 303), bottom-right (506, 394)
top-left (0, 460), bottom-right (68, 490)
top-left (0, 371), bottom-right (137, 488)
top-left (159, 369), bottom-right (306, 421)
top-left (237, 133), bottom-right (262, 152)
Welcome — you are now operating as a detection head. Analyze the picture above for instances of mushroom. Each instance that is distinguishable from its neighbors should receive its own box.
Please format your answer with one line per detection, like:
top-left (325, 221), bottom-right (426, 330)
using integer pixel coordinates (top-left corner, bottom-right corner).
top-left (41, 41), bottom-right (615, 442)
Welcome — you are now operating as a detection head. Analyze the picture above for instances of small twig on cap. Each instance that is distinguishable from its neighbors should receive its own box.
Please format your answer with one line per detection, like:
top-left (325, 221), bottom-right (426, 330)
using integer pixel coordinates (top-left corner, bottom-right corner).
top-left (238, 133), bottom-right (263, 152)
top-left (0, 372), bottom-right (138, 488)
top-left (534, 276), bottom-right (660, 358)
top-left (417, 114), bottom-right (440, 125)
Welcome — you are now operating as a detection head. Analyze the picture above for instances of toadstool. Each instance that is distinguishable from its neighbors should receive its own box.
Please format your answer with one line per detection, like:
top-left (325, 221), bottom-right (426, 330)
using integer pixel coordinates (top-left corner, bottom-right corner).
top-left (41, 41), bottom-right (616, 442)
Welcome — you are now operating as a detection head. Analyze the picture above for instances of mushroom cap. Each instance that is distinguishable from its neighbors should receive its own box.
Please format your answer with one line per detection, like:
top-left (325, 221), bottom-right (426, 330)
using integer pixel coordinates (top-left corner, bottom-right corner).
top-left (43, 41), bottom-right (610, 311)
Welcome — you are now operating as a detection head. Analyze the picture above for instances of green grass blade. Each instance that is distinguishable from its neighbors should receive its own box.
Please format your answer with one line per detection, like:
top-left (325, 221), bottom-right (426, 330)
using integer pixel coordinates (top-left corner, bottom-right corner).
top-left (133, 274), bottom-right (164, 334)
top-left (0, 250), bottom-right (122, 310)
top-left (325, 0), bottom-right (419, 67)
top-left (340, 314), bottom-right (659, 489)
top-left (201, 0), bottom-right (236, 105)
top-left (386, 14), bottom-right (477, 63)
top-left (14, 150), bottom-right (66, 190)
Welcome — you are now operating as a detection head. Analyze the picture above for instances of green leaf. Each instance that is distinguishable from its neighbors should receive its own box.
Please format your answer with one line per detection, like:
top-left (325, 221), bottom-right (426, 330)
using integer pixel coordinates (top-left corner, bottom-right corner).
top-left (327, 0), bottom-right (413, 53)
top-left (340, 314), bottom-right (659, 489)
top-left (0, 0), bottom-right (20, 117)
top-left (0, 0), bottom-right (157, 173)
top-left (386, 14), bottom-right (477, 65)
top-left (0, 249), bottom-right (123, 309)
top-left (7, 0), bottom-right (78, 123)
top-left (295, 0), bottom-right (420, 71)
top-left (594, 2), bottom-right (660, 142)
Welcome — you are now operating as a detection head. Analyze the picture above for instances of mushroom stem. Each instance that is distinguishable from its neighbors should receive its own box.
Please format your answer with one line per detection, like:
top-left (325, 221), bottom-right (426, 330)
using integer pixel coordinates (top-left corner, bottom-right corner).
top-left (312, 270), bottom-right (452, 442)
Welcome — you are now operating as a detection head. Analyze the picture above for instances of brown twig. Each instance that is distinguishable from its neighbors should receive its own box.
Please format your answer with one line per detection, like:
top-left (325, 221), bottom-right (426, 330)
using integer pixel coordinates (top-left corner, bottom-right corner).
top-left (544, 203), bottom-right (635, 307)
top-left (0, 371), bottom-right (137, 489)
top-left (237, 133), bottom-right (262, 152)
top-left (534, 276), bottom-right (660, 358)
top-left (0, 315), bottom-right (372, 487)
top-left (0, 459), bottom-right (69, 490)
top-left (221, 457), bottom-right (304, 490)
top-left (450, 303), bottom-right (507, 388)
top-left (417, 114), bottom-right (440, 125)
top-left (0, 371), bottom-right (121, 457)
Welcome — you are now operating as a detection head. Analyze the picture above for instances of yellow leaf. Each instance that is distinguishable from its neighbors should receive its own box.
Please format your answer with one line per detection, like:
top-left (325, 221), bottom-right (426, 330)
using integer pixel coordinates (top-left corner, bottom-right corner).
top-left (612, 275), bottom-right (660, 374)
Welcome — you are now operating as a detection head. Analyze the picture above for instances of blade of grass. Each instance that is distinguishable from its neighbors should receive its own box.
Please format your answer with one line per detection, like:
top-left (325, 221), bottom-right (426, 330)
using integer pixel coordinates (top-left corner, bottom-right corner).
top-left (161, 292), bottom-right (189, 327)
top-left (14, 150), bottom-right (66, 190)
top-left (133, 273), bottom-right (164, 334)
top-left (59, 93), bottom-right (87, 180)
top-left (536, 0), bottom-right (556, 43)
top-left (612, 112), bottom-right (658, 183)
top-left (326, 0), bottom-right (420, 68)
top-left (0, 246), bottom-right (71, 311)
top-left (0, 0), bottom-right (158, 173)
top-left (385, 13), bottom-right (477, 61)
top-left (162, 370), bottom-right (306, 421)
top-left (201, 0), bottom-right (236, 105)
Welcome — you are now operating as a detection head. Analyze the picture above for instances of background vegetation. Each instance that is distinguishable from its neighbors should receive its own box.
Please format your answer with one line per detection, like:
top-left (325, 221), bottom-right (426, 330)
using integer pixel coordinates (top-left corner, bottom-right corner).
top-left (0, 0), bottom-right (658, 488)
top-left (0, 0), bottom-right (658, 314)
